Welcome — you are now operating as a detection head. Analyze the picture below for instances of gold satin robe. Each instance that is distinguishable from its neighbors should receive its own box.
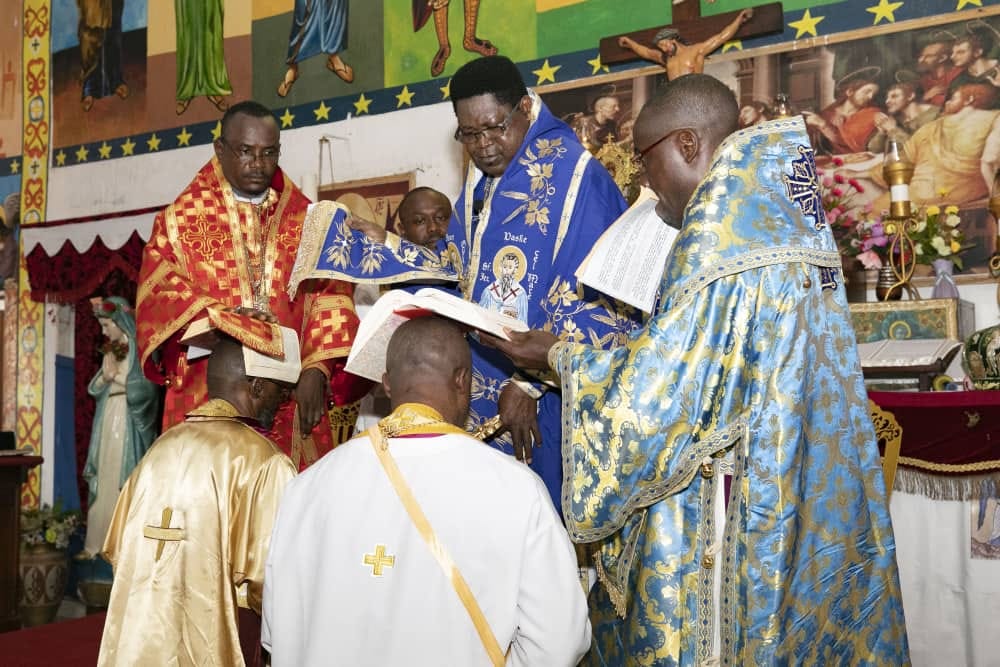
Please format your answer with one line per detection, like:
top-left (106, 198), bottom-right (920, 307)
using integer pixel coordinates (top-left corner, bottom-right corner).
top-left (98, 399), bottom-right (295, 667)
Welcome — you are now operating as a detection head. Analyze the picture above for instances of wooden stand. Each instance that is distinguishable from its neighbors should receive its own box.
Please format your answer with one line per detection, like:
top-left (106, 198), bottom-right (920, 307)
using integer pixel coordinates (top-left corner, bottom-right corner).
top-left (0, 455), bottom-right (43, 632)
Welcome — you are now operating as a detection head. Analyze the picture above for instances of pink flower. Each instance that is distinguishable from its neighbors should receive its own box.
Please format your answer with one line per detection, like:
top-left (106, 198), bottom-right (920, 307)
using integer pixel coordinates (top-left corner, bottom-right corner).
top-left (832, 156), bottom-right (845, 167)
top-left (857, 250), bottom-right (883, 269)
top-left (834, 173), bottom-right (846, 184)
top-left (823, 177), bottom-right (834, 188)
top-left (848, 178), bottom-right (864, 193)
top-left (831, 187), bottom-right (844, 197)
top-left (828, 206), bottom-right (844, 221)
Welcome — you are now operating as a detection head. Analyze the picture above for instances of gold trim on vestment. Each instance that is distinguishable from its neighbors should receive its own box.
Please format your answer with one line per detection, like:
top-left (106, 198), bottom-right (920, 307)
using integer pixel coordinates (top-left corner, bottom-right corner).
top-left (366, 417), bottom-right (507, 666)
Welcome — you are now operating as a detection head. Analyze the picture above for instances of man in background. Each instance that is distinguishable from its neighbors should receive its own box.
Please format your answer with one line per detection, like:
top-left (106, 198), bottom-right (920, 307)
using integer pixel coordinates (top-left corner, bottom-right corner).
top-left (263, 317), bottom-right (589, 666)
top-left (136, 100), bottom-right (361, 470)
top-left (99, 336), bottom-right (297, 667)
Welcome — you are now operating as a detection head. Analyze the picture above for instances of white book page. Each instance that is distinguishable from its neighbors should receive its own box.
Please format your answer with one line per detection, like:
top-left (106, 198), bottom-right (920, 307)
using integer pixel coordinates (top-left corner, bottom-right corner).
top-left (575, 189), bottom-right (677, 313)
top-left (857, 338), bottom-right (962, 367)
top-left (345, 289), bottom-right (529, 382)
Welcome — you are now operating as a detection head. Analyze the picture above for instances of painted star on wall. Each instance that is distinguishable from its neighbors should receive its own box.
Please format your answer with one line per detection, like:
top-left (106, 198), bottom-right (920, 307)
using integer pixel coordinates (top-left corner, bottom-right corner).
top-left (280, 109), bottom-right (295, 128)
top-left (176, 128), bottom-right (192, 147)
top-left (121, 138), bottom-right (136, 156)
top-left (396, 86), bottom-right (415, 108)
top-left (867, 0), bottom-right (903, 24)
top-left (532, 59), bottom-right (561, 84)
top-left (147, 134), bottom-right (161, 151)
top-left (354, 93), bottom-right (372, 115)
top-left (789, 9), bottom-right (824, 39)
top-left (314, 101), bottom-right (331, 121)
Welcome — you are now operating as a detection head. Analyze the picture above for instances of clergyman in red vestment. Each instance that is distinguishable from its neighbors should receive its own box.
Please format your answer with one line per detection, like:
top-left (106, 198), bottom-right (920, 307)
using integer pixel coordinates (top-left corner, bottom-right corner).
top-left (136, 100), bottom-right (360, 470)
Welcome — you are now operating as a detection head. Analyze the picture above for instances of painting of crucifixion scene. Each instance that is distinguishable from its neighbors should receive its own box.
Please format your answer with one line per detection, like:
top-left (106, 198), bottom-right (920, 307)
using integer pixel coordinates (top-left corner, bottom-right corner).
top-left (542, 10), bottom-right (1000, 276)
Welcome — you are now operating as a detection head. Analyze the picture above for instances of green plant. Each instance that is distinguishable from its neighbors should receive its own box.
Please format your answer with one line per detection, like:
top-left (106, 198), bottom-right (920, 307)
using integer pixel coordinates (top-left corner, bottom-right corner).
top-left (21, 503), bottom-right (81, 550)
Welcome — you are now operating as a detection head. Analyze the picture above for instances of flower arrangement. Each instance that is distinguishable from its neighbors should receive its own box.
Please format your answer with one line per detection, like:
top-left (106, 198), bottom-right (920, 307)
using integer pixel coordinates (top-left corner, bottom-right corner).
top-left (21, 503), bottom-right (81, 550)
top-left (818, 158), bottom-right (888, 269)
top-left (906, 205), bottom-right (971, 269)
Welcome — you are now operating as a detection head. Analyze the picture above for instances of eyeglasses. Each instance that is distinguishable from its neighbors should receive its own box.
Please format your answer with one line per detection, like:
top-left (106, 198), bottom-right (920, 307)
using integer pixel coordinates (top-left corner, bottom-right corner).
top-left (634, 127), bottom-right (693, 161)
top-left (219, 140), bottom-right (281, 164)
top-left (454, 106), bottom-right (520, 144)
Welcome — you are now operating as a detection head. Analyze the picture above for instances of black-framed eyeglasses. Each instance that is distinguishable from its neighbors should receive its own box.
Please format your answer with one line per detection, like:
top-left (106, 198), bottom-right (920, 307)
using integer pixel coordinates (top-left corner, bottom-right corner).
top-left (454, 106), bottom-right (520, 144)
top-left (634, 127), bottom-right (693, 161)
top-left (219, 139), bottom-right (281, 164)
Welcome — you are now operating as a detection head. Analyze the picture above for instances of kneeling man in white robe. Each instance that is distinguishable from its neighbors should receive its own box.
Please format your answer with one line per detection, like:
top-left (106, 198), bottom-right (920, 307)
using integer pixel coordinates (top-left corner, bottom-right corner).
top-left (262, 316), bottom-right (590, 666)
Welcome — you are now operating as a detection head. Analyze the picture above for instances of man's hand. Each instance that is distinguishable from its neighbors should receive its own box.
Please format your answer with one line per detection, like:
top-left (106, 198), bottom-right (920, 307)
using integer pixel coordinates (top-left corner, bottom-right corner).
top-left (225, 305), bottom-right (278, 323)
top-left (739, 8), bottom-right (753, 22)
top-left (481, 329), bottom-right (560, 371)
top-left (347, 215), bottom-right (387, 243)
top-left (296, 368), bottom-right (328, 434)
top-left (498, 383), bottom-right (541, 464)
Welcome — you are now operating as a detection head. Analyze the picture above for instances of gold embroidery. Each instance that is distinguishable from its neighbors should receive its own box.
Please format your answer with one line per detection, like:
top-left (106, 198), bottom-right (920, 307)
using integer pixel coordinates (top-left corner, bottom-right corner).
top-left (362, 544), bottom-right (396, 576)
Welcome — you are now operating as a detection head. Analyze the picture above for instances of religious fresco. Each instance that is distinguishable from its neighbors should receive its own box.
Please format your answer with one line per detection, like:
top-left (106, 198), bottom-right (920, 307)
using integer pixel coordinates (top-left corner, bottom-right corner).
top-left (50, 0), bottom-right (254, 155)
top-left (543, 8), bottom-right (1000, 276)
top-left (50, 0), bottom-right (147, 148)
top-left (252, 0), bottom-right (384, 110)
top-left (0, 12), bottom-right (21, 160)
top-left (38, 0), bottom-right (993, 175)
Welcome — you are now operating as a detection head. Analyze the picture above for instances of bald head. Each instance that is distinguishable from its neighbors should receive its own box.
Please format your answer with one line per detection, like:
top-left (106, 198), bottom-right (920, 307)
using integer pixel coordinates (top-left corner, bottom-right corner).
top-left (635, 74), bottom-right (738, 153)
top-left (206, 336), bottom-right (248, 395)
top-left (384, 317), bottom-right (472, 427)
top-left (635, 74), bottom-right (738, 224)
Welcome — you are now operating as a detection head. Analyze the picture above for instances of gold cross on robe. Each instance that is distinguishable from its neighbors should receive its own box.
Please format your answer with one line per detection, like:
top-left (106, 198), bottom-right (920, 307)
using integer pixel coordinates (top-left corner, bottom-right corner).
top-left (142, 507), bottom-right (186, 561)
top-left (363, 544), bottom-right (396, 576)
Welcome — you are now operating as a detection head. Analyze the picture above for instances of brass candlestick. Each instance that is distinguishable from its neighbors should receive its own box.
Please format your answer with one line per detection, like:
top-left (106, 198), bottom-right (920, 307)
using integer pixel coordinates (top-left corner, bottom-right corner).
top-left (882, 141), bottom-right (919, 301)
top-left (988, 173), bottom-right (1000, 305)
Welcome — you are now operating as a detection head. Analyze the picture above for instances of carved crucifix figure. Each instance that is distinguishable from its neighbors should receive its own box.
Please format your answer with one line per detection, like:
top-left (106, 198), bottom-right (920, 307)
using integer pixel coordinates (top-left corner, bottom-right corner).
top-left (599, 3), bottom-right (784, 74)
top-left (618, 9), bottom-right (753, 80)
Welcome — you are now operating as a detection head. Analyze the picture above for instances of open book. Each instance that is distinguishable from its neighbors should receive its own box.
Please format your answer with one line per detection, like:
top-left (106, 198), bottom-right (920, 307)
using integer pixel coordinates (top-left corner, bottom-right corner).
top-left (180, 307), bottom-right (286, 359)
top-left (856, 338), bottom-right (962, 368)
top-left (575, 187), bottom-right (678, 313)
top-left (346, 288), bottom-right (529, 382)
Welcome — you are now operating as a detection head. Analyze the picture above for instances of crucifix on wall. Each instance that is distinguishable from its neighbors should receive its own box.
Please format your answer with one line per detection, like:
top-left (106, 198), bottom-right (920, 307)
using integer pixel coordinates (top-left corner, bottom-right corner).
top-left (599, 2), bottom-right (784, 80)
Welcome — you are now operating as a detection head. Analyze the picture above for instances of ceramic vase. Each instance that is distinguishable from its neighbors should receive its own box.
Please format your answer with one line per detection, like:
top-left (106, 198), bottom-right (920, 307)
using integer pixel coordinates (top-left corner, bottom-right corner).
top-left (964, 324), bottom-right (1000, 389)
top-left (875, 265), bottom-right (902, 301)
top-left (931, 258), bottom-right (960, 299)
top-left (19, 544), bottom-right (68, 627)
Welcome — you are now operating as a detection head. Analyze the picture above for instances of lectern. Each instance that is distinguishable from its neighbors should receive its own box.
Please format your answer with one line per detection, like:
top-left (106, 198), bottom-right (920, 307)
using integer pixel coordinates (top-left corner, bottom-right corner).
top-left (0, 454), bottom-right (43, 632)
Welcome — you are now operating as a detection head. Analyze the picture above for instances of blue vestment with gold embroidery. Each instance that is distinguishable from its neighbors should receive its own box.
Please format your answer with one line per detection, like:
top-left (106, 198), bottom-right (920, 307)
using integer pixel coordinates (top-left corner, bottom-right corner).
top-left (552, 118), bottom-right (909, 665)
top-left (289, 96), bottom-right (638, 509)
top-left (450, 95), bottom-right (635, 509)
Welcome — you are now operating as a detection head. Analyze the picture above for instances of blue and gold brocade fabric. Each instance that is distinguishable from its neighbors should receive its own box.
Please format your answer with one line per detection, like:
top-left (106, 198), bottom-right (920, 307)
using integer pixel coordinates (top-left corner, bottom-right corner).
top-left (556, 119), bottom-right (909, 665)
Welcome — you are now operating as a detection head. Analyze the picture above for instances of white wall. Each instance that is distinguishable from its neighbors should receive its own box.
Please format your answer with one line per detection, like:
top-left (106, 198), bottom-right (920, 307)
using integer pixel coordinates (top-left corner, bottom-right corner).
top-left (47, 101), bottom-right (467, 219)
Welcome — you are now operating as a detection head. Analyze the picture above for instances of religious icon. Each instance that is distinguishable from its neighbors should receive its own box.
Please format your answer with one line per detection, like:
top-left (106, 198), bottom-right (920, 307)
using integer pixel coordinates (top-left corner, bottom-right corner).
top-left (277, 0), bottom-right (354, 98)
top-left (477, 245), bottom-right (528, 322)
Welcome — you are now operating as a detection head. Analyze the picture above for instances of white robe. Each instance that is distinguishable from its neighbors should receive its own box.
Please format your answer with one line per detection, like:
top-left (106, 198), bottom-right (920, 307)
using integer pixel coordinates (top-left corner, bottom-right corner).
top-left (263, 430), bottom-right (590, 666)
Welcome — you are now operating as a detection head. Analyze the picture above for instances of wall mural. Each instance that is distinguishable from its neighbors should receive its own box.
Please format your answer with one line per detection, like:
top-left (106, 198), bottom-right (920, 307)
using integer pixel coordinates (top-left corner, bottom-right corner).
top-left (0, 13), bottom-right (22, 162)
top-left (0, 0), bottom-right (986, 177)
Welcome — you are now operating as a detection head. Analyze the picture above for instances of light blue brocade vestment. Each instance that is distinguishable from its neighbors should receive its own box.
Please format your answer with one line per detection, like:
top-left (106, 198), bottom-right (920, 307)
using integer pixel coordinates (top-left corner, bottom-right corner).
top-left (553, 118), bottom-right (910, 665)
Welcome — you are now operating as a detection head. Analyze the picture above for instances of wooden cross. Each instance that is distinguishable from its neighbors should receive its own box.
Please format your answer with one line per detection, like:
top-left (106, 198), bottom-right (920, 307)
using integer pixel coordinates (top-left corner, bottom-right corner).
top-left (142, 507), bottom-right (186, 561)
top-left (599, 1), bottom-right (784, 67)
top-left (363, 544), bottom-right (396, 576)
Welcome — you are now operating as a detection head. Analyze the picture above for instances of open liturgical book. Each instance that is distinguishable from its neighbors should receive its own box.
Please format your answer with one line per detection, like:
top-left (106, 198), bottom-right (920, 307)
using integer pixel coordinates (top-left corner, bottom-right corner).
top-left (575, 187), bottom-right (677, 314)
top-left (345, 288), bottom-right (529, 382)
top-left (180, 308), bottom-right (301, 382)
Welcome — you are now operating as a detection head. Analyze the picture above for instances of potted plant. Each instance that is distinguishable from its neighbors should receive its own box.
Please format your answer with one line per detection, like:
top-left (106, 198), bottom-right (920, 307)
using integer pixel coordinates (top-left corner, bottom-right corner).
top-left (19, 503), bottom-right (80, 627)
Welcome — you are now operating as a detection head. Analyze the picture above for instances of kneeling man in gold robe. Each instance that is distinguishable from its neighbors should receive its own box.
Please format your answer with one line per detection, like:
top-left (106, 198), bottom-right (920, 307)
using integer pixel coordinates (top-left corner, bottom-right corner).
top-left (97, 335), bottom-right (298, 667)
